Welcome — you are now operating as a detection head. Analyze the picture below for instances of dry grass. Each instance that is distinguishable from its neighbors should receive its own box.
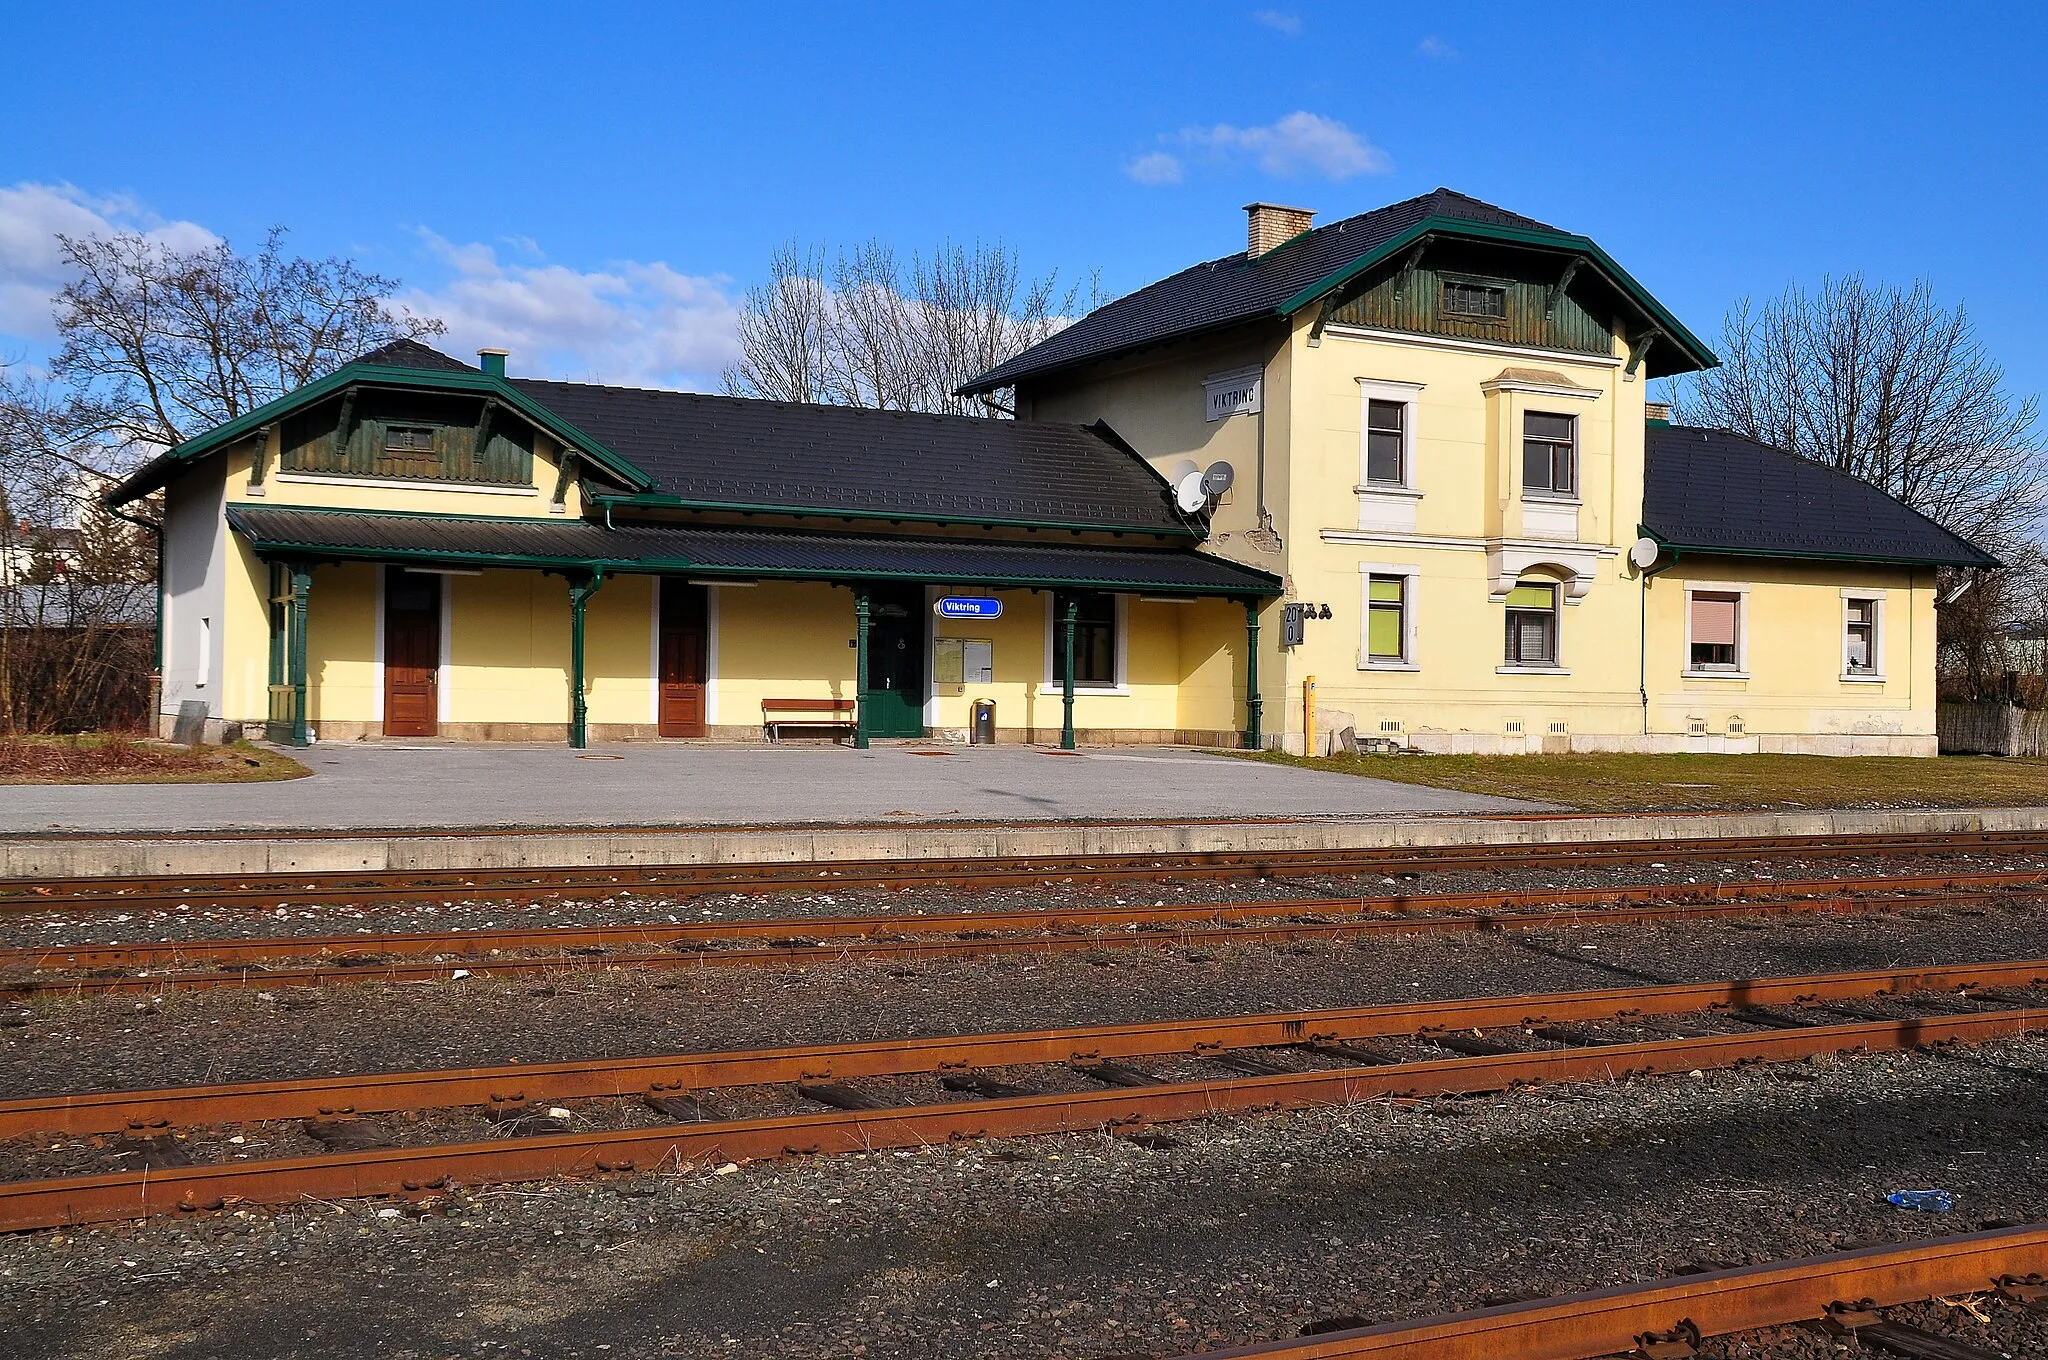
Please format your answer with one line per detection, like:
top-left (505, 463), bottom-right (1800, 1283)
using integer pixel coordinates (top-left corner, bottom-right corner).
top-left (1233, 750), bottom-right (2048, 813)
top-left (0, 734), bottom-right (310, 784)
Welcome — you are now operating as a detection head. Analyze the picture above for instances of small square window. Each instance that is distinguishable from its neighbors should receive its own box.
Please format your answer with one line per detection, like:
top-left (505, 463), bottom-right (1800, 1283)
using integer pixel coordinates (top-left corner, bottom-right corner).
top-left (384, 426), bottom-right (437, 454)
top-left (1689, 591), bottom-right (1741, 671)
top-left (1504, 581), bottom-right (1558, 665)
top-left (1443, 281), bottom-right (1507, 319)
top-left (1522, 412), bottom-right (1576, 497)
top-left (1845, 598), bottom-right (1880, 674)
top-left (1365, 400), bottom-right (1406, 486)
top-left (1367, 575), bottom-right (1406, 662)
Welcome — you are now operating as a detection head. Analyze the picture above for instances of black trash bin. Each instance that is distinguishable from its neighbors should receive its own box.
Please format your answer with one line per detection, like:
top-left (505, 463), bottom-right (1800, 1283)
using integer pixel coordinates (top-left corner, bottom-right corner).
top-left (971, 698), bottom-right (996, 745)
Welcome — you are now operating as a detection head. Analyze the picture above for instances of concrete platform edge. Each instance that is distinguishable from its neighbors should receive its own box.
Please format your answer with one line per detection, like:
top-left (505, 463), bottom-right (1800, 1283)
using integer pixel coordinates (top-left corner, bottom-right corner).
top-left (4, 807), bottom-right (2048, 880)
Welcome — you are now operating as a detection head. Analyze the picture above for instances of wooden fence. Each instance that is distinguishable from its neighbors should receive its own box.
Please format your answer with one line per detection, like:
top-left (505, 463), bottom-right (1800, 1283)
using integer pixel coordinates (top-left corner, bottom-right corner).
top-left (1939, 701), bottom-right (2048, 757)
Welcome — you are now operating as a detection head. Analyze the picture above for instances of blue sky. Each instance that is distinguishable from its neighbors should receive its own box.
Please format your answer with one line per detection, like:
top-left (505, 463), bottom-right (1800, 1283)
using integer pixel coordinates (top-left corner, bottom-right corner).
top-left (3, 2), bottom-right (2044, 416)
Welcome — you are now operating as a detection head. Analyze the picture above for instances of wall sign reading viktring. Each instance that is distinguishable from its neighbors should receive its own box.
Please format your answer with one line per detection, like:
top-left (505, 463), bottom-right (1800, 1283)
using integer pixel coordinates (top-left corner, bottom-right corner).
top-left (1203, 367), bottom-right (1263, 422)
top-left (935, 596), bottom-right (1003, 620)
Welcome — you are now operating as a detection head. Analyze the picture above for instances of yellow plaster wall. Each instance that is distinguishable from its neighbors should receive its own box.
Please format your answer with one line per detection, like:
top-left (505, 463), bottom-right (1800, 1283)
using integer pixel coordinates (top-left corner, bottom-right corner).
top-left (925, 589), bottom-right (1052, 734)
top-left (221, 534), bottom-right (275, 725)
top-left (713, 582), bottom-right (859, 722)
top-left (583, 574), bottom-right (656, 727)
top-left (303, 562), bottom-right (381, 726)
top-left (1645, 559), bottom-right (1935, 744)
top-left (1172, 598), bottom-right (1248, 736)
top-left (443, 570), bottom-right (570, 725)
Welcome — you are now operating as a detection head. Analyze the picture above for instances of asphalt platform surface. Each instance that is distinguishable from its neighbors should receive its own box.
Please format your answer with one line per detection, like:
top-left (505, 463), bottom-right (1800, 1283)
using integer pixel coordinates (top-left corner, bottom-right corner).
top-left (0, 741), bottom-right (1544, 834)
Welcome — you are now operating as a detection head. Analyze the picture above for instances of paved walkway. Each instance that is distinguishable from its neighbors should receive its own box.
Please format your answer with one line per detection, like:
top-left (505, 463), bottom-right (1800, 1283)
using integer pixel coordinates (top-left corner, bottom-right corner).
top-left (0, 742), bottom-right (1543, 834)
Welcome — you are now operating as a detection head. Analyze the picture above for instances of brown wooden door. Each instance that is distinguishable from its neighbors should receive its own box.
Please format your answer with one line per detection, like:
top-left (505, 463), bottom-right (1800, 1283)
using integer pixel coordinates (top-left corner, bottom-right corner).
top-left (658, 581), bottom-right (708, 738)
top-left (383, 570), bottom-right (440, 738)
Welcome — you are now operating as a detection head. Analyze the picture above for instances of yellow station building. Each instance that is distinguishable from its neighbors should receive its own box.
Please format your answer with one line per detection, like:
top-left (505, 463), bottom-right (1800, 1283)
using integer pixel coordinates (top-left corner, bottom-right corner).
top-left (111, 189), bottom-right (1995, 755)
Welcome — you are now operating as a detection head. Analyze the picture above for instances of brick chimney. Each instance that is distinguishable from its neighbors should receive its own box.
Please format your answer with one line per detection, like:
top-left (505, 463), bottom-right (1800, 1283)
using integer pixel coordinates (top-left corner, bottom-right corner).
top-left (1245, 202), bottom-right (1314, 257)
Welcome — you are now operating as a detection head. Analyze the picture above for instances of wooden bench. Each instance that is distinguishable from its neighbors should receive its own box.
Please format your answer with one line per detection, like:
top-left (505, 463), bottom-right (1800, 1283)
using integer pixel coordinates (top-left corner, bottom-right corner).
top-left (762, 698), bottom-right (858, 743)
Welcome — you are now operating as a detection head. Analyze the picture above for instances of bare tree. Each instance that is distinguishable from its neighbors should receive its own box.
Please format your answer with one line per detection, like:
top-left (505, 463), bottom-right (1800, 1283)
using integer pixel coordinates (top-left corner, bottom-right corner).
top-left (724, 237), bottom-right (1094, 416)
top-left (1673, 276), bottom-right (2045, 558)
top-left (52, 226), bottom-right (444, 458)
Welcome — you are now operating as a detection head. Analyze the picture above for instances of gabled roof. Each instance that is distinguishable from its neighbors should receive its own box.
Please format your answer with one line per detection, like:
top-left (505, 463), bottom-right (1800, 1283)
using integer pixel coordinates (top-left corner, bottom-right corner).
top-left (223, 506), bottom-right (1279, 596)
top-left (105, 342), bottom-right (654, 506)
top-left (960, 188), bottom-right (1715, 393)
top-left (1642, 425), bottom-right (1999, 569)
top-left (513, 380), bottom-right (1190, 536)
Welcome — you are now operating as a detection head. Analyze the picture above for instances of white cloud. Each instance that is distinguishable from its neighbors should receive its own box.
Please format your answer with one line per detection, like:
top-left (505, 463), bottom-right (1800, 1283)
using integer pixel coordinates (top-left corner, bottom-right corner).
top-left (1251, 9), bottom-right (1301, 35)
top-left (0, 182), bottom-right (216, 343)
top-left (1418, 35), bottom-right (1457, 59)
top-left (398, 231), bottom-right (741, 390)
top-left (1171, 111), bottom-right (1390, 181)
top-left (1125, 151), bottom-right (1185, 187)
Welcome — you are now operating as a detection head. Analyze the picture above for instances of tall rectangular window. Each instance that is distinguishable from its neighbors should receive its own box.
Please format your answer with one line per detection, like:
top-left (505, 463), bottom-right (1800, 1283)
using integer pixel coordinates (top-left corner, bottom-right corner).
top-left (1689, 592), bottom-right (1742, 671)
top-left (1053, 592), bottom-right (1117, 688)
top-left (1845, 598), bottom-right (1880, 675)
top-left (1504, 582), bottom-right (1558, 666)
top-left (1367, 575), bottom-right (1406, 662)
top-left (1365, 399), bottom-right (1406, 486)
top-left (1522, 412), bottom-right (1576, 496)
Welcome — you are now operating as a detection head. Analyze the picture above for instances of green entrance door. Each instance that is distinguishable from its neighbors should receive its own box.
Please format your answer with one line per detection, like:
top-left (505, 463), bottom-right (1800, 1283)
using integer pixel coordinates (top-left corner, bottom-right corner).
top-left (860, 585), bottom-right (926, 738)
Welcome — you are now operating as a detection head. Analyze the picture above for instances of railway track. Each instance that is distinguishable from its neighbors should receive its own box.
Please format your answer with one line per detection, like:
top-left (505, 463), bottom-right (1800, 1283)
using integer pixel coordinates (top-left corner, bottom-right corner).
top-left (4, 828), bottom-right (2046, 915)
top-left (5, 957), bottom-right (2044, 1232)
top-left (1170, 1223), bottom-right (2048, 1359)
top-left (5, 870), bottom-right (2043, 998)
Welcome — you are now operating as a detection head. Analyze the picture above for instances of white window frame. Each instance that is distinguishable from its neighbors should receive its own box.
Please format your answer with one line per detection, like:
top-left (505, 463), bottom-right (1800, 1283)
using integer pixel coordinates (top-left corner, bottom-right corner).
top-left (1682, 581), bottom-right (1751, 679)
top-left (1841, 589), bottom-right (1887, 682)
top-left (1356, 562), bottom-right (1420, 671)
top-left (1356, 379), bottom-right (1425, 493)
top-left (1039, 592), bottom-right (1129, 696)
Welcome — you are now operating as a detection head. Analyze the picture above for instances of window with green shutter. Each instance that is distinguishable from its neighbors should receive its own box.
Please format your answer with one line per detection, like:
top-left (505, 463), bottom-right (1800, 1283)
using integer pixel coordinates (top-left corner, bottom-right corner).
top-left (1504, 581), bottom-right (1558, 666)
top-left (1367, 575), bottom-right (1406, 662)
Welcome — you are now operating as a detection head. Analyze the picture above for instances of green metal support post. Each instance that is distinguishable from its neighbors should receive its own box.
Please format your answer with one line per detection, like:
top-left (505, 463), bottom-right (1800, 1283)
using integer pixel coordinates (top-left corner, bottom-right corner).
top-left (853, 588), bottom-right (871, 749)
top-left (567, 569), bottom-right (607, 749)
top-left (288, 564), bottom-right (313, 748)
top-left (1243, 598), bottom-right (1263, 750)
top-left (1060, 595), bottom-right (1078, 750)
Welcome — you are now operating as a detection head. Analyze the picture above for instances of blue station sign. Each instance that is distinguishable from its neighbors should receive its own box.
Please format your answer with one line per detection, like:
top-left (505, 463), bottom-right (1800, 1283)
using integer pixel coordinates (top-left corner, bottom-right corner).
top-left (935, 596), bottom-right (1003, 620)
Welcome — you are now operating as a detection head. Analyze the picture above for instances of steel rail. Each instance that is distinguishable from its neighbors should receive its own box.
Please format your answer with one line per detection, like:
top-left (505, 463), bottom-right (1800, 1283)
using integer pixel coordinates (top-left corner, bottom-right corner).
top-left (6, 957), bottom-right (2042, 1140)
top-left (1170, 1222), bottom-right (2048, 1359)
top-left (10, 884), bottom-right (2043, 998)
top-left (7, 870), bottom-right (2042, 974)
top-left (3, 830), bottom-right (2046, 914)
top-left (4, 1006), bottom-right (2043, 1233)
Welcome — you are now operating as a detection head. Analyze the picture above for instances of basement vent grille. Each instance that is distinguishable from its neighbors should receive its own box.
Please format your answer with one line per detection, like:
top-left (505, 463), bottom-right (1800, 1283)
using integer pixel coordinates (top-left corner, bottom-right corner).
top-left (1548, 721), bottom-right (1569, 735)
top-left (1728, 717), bottom-right (1746, 737)
top-left (1687, 717), bottom-right (1709, 735)
top-left (1379, 719), bottom-right (1403, 733)
top-left (1504, 720), bottom-right (1524, 735)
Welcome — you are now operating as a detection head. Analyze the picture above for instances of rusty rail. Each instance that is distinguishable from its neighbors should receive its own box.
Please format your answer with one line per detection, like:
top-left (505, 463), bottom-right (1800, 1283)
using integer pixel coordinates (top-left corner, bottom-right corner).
top-left (4, 1006), bottom-right (2041, 1233)
top-left (1171, 1223), bottom-right (2048, 1359)
top-left (9, 877), bottom-right (2044, 999)
top-left (3, 829), bottom-right (2045, 916)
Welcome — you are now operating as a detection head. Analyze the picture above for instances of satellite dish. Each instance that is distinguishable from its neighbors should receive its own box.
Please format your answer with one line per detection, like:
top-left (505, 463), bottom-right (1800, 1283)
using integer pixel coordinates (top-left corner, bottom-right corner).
top-left (1167, 458), bottom-right (1200, 485)
top-left (1201, 461), bottom-right (1236, 496)
top-left (1628, 537), bottom-right (1661, 571)
top-left (1175, 470), bottom-right (1210, 514)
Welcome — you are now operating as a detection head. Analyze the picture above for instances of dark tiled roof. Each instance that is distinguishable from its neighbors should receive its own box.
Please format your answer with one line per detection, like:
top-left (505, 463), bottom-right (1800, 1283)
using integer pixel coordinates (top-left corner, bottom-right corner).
top-left (225, 507), bottom-right (1281, 596)
top-left (354, 338), bottom-right (477, 372)
top-left (963, 189), bottom-right (1558, 392)
top-left (509, 379), bottom-right (1186, 534)
top-left (1643, 426), bottom-right (1998, 568)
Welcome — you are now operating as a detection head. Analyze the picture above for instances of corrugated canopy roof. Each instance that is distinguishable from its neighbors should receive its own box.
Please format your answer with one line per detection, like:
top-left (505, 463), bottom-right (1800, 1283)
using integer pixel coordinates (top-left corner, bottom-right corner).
top-left (1642, 426), bottom-right (1999, 568)
top-left (224, 506), bottom-right (1282, 596)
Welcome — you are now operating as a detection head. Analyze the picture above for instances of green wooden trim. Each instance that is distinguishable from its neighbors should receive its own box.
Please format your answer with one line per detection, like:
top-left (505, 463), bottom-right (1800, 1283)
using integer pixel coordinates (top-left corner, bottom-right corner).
top-left (586, 491), bottom-right (1198, 541)
top-left (1276, 216), bottom-right (1718, 375)
top-left (106, 360), bottom-right (652, 506)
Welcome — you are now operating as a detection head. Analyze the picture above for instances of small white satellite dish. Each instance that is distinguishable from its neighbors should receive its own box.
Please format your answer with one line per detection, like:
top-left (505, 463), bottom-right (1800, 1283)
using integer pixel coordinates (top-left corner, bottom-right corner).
top-left (1167, 458), bottom-right (1201, 486)
top-left (1201, 461), bottom-right (1236, 496)
top-left (1175, 470), bottom-right (1210, 514)
top-left (1628, 537), bottom-right (1661, 571)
